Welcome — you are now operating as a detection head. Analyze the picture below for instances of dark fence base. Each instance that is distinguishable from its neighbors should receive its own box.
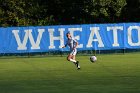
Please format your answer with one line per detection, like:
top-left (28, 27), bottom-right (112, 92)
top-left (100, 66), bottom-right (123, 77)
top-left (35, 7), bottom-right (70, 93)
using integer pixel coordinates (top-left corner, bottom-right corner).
top-left (0, 49), bottom-right (140, 58)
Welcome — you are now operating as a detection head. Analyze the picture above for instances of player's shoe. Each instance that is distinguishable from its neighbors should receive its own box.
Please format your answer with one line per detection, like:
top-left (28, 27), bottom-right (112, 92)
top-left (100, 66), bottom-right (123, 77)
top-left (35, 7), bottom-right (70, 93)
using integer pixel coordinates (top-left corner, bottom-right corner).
top-left (77, 65), bottom-right (80, 70)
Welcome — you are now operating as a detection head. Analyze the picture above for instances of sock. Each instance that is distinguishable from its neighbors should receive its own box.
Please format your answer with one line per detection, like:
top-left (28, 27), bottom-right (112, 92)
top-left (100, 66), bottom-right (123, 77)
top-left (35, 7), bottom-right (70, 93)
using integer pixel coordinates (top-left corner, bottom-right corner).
top-left (69, 59), bottom-right (77, 63)
top-left (78, 65), bottom-right (80, 68)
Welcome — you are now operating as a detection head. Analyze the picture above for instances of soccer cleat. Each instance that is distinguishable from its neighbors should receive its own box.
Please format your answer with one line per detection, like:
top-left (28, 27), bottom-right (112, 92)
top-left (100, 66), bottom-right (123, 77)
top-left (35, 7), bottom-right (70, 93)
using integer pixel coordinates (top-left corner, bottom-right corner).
top-left (77, 65), bottom-right (80, 70)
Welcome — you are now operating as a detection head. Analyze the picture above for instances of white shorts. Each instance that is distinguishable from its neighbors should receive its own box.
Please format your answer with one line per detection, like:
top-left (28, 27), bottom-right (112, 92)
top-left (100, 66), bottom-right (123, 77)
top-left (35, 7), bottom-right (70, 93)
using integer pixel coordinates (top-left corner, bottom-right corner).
top-left (70, 49), bottom-right (77, 56)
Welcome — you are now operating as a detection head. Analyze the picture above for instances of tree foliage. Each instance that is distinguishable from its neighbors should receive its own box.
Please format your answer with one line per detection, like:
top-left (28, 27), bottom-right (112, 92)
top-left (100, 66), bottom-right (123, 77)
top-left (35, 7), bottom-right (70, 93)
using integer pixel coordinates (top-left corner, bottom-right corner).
top-left (0, 0), bottom-right (140, 27)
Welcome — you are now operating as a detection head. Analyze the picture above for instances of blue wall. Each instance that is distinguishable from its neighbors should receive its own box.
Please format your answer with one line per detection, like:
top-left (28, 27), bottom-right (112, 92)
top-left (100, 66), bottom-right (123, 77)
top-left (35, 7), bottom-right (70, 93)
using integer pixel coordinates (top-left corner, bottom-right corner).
top-left (0, 23), bottom-right (140, 53)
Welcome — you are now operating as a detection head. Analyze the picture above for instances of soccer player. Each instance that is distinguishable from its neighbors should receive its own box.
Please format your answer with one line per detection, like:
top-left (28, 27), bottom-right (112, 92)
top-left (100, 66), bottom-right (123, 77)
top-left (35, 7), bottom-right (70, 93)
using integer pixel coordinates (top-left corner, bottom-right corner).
top-left (62, 32), bottom-right (80, 70)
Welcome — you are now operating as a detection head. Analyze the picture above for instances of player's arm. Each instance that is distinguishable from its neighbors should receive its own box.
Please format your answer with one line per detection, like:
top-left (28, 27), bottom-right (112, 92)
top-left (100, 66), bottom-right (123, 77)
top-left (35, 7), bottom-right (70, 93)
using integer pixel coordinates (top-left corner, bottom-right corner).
top-left (62, 43), bottom-right (67, 48)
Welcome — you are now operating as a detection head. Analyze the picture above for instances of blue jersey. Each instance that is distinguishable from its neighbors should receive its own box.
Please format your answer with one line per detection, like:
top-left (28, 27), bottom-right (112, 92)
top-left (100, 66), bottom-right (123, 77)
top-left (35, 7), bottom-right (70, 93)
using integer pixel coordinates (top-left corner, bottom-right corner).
top-left (65, 37), bottom-right (77, 51)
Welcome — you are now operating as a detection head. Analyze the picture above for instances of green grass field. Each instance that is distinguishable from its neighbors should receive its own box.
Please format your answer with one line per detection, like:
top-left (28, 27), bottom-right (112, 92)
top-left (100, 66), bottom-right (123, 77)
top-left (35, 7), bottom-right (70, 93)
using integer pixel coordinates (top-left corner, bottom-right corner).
top-left (0, 53), bottom-right (140, 93)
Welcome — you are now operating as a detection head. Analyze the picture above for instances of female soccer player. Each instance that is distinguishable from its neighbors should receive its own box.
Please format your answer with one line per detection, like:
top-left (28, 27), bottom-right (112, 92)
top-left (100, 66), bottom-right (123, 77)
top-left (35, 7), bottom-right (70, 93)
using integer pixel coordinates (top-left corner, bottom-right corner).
top-left (62, 32), bottom-right (80, 70)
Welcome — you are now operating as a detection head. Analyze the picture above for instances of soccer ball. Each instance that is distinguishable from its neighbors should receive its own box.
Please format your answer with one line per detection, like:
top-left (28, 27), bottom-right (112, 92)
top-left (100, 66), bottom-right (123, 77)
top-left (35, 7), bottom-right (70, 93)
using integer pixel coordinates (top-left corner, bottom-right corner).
top-left (90, 56), bottom-right (97, 62)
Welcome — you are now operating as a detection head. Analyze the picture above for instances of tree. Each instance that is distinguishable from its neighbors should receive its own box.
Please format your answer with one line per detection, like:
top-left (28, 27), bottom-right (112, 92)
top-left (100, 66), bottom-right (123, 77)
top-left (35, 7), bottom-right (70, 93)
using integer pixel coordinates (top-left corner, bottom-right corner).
top-left (1, 0), bottom-right (138, 27)
top-left (0, 0), bottom-right (56, 27)
top-left (120, 0), bottom-right (140, 22)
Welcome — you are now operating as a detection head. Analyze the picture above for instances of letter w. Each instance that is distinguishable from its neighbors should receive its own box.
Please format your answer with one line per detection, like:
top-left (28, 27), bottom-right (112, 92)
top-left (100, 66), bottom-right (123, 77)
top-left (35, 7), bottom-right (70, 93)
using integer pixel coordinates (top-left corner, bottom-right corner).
top-left (12, 29), bottom-right (45, 50)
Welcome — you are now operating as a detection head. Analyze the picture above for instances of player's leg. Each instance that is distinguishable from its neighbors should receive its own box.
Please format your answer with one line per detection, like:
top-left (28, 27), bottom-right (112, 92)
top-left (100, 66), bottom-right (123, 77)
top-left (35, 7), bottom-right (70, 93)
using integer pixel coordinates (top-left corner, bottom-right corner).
top-left (67, 49), bottom-right (80, 69)
top-left (71, 50), bottom-right (80, 69)
top-left (67, 54), bottom-right (77, 63)
top-left (67, 50), bottom-right (79, 66)
top-left (72, 55), bottom-right (80, 69)
top-left (67, 49), bottom-right (77, 62)
top-left (67, 54), bottom-right (80, 69)
top-left (72, 55), bottom-right (75, 60)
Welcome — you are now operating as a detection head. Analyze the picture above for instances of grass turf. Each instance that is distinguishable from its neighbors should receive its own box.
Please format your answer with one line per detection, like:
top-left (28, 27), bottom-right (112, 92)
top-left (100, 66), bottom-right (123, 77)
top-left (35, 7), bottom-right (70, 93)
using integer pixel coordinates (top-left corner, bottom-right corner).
top-left (0, 53), bottom-right (140, 93)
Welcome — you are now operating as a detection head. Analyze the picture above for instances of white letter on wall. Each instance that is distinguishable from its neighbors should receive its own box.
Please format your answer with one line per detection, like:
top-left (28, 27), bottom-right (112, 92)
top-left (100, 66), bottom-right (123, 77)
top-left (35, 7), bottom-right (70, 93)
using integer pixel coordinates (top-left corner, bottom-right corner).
top-left (29, 29), bottom-right (45, 49)
top-left (107, 26), bottom-right (123, 47)
top-left (48, 28), bottom-right (65, 49)
top-left (128, 26), bottom-right (140, 46)
top-left (12, 29), bottom-right (45, 50)
top-left (12, 30), bottom-right (28, 50)
top-left (86, 27), bottom-right (104, 48)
